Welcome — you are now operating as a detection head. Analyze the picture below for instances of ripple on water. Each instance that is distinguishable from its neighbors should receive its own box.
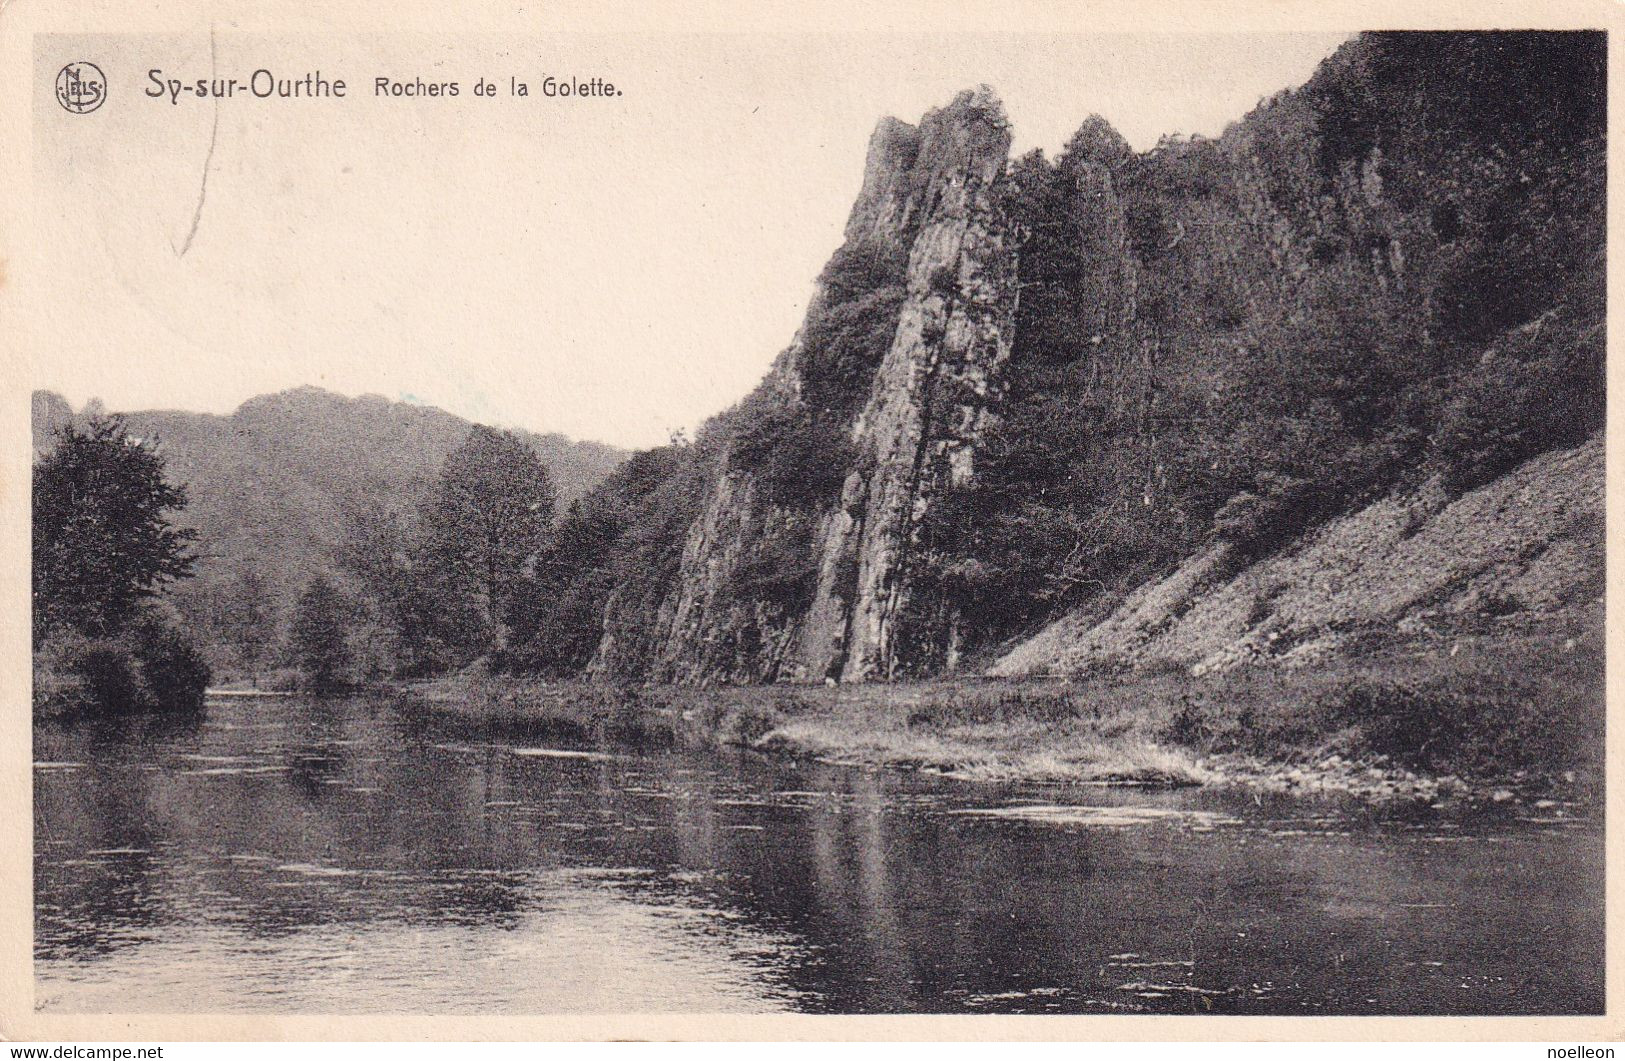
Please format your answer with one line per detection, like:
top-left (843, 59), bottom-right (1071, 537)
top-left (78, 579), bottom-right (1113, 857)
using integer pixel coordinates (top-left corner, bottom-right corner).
top-left (273, 863), bottom-right (361, 877)
top-left (510, 747), bottom-right (620, 761)
top-left (1118, 980), bottom-right (1228, 998)
top-left (950, 804), bottom-right (1238, 829)
top-left (963, 986), bottom-right (1073, 1010)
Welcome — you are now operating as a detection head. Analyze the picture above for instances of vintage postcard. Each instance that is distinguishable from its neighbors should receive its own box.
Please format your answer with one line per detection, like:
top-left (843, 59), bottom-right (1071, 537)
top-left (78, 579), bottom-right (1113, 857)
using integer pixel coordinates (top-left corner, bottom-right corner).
top-left (1, 0), bottom-right (1619, 1043)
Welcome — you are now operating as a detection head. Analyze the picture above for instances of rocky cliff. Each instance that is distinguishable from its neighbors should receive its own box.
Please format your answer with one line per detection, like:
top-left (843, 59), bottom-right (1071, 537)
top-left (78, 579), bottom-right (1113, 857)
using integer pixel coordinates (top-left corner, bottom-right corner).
top-left (589, 87), bottom-right (1019, 683)
top-left (806, 89), bottom-right (1018, 682)
top-left (547, 32), bottom-right (1603, 687)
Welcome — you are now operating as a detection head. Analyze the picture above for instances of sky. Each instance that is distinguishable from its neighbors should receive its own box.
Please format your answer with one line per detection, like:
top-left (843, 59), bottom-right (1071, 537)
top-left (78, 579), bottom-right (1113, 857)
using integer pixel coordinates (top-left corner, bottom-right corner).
top-left (27, 32), bottom-right (1351, 449)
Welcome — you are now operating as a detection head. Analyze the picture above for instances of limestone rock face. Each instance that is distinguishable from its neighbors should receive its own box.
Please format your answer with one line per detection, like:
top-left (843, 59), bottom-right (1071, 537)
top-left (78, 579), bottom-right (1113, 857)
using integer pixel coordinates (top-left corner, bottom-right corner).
top-left (590, 87), bottom-right (1019, 684)
top-left (649, 469), bottom-right (810, 684)
top-left (808, 89), bottom-right (1018, 681)
top-left (576, 35), bottom-right (1602, 690)
top-left (843, 116), bottom-right (925, 245)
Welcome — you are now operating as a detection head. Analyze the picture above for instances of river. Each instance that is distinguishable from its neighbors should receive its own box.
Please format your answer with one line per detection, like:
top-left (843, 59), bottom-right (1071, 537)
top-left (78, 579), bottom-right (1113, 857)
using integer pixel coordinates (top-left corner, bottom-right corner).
top-left (33, 693), bottom-right (1604, 1014)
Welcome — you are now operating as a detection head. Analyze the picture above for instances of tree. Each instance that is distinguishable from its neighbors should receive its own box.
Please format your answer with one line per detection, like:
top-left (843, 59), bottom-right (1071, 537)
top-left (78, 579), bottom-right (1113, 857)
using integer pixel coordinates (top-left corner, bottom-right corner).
top-left (421, 427), bottom-right (555, 654)
top-left (505, 443), bottom-right (693, 676)
top-left (290, 576), bottom-right (352, 693)
top-left (33, 416), bottom-right (197, 639)
top-left (341, 503), bottom-right (482, 675)
top-left (223, 568), bottom-right (275, 687)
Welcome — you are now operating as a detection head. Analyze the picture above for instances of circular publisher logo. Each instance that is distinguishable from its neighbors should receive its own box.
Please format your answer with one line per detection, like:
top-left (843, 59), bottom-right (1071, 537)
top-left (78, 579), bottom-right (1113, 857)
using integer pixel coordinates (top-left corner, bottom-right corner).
top-left (55, 61), bottom-right (106, 114)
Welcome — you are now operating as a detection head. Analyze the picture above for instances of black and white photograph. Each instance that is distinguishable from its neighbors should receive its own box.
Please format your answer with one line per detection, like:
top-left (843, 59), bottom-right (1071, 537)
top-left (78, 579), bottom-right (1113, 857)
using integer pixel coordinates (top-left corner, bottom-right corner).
top-left (6, 6), bottom-right (1614, 1041)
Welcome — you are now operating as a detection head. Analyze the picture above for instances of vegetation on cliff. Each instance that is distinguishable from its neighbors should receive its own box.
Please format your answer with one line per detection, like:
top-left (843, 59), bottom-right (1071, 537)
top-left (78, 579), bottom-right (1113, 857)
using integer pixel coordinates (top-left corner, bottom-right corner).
top-left (504, 442), bottom-right (710, 676)
top-left (498, 32), bottom-right (1603, 686)
top-left (915, 31), bottom-right (1604, 665)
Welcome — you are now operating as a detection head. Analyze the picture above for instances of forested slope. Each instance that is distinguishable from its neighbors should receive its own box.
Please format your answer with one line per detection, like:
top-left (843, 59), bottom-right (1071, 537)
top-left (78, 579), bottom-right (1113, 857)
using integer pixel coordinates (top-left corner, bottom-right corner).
top-left (32, 387), bottom-right (626, 673)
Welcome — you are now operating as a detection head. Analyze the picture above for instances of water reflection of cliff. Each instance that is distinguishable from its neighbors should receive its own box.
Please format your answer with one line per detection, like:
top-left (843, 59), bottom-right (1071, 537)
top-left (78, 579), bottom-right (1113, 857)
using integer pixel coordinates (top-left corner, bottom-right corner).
top-left (35, 696), bottom-right (1605, 1014)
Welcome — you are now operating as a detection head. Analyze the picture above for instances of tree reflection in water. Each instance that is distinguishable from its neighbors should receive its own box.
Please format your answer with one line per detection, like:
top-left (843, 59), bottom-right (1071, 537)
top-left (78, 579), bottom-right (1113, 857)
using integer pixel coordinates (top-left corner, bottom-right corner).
top-left (33, 695), bottom-right (1605, 1015)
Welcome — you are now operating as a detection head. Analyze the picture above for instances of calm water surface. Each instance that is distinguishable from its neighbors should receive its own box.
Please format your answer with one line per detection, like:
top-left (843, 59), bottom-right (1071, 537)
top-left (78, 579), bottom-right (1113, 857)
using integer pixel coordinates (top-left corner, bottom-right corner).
top-left (35, 694), bottom-right (1603, 1014)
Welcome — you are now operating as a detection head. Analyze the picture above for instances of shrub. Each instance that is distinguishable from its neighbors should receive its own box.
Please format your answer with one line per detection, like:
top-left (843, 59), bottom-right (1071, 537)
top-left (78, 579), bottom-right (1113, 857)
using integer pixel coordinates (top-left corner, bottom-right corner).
top-left (796, 237), bottom-right (908, 419)
top-left (1429, 312), bottom-right (1604, 492)
top-left (1322, 666), bottom-right (1600, 778)
top-left (33, 613), bottom-right (211, 719)
top-left (73, 645), bottom-right (143, 714)
top-left (1163, 695), bottom-right (1213, 747)
top-left (129, 615), bottom-right (211, 711)
top-left (799, 284), bottom-right (906, 419)
top-left (727, 400), bottom-right (855, 509)
top-left (715, 702), bottom-right (784, 746)
top-left (816, 237), bottom-right (908, 303)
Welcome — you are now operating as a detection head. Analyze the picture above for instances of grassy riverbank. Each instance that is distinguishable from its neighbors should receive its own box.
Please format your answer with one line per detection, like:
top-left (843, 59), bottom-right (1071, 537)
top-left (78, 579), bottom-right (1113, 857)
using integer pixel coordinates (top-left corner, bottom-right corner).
top-left (401, 612), bottom-right (1602, 807)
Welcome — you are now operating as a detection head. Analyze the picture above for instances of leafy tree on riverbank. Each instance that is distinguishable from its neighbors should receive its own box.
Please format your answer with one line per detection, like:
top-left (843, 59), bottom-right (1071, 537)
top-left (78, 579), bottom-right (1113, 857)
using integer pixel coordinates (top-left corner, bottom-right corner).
top-left (33, 417), bottom-right (198, 640)
top-left (341, 503), bottom-right (479, 676)
top-left (290, 576), bottom-right (353, 694)
top-left (224, 568), bottom-right (276, 687)
top-left (32, 417), bottom-right (210, 716)
top-left (421, 426), bottom-right (555, 656)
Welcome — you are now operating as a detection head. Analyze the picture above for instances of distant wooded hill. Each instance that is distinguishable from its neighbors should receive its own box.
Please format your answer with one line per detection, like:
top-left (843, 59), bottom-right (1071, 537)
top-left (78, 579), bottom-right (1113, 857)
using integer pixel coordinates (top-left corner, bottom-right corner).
top-left (31, 386), bottom-right (627, 667)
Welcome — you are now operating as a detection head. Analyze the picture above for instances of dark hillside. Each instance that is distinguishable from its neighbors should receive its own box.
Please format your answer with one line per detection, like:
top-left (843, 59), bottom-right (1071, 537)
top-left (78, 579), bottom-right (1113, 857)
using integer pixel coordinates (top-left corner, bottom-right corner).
top-left (32, 386), bottom-right (627, 673)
